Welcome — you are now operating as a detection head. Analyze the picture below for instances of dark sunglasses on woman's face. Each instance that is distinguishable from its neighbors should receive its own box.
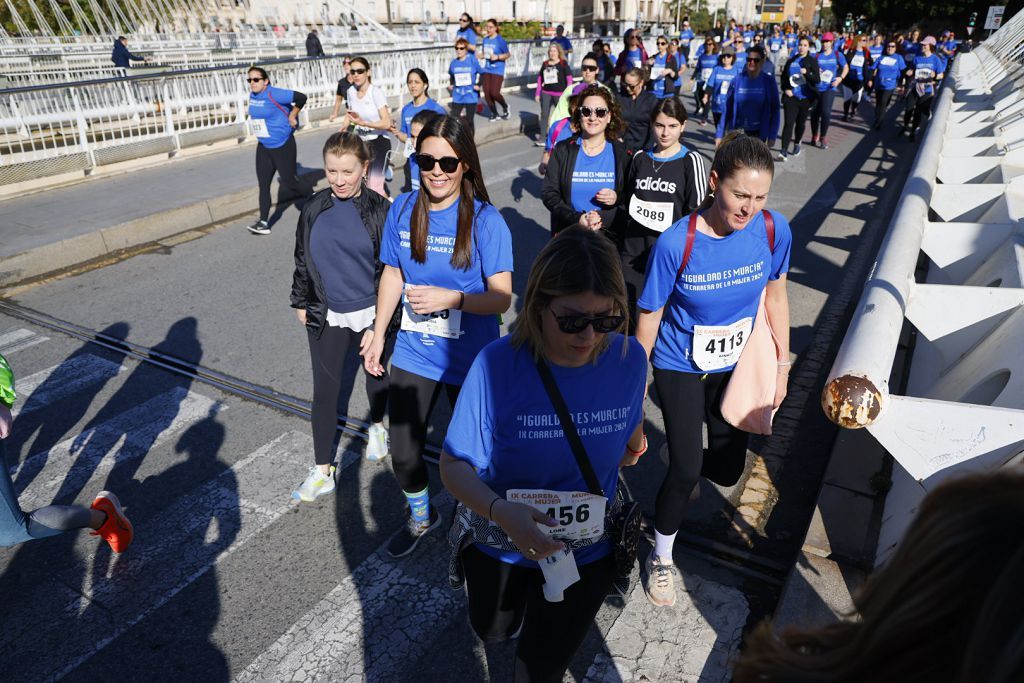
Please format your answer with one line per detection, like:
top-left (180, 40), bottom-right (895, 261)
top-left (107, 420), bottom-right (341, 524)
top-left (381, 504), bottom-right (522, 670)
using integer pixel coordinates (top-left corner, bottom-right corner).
top-left (657, 41), bottom-right (667, 46)
top-left (551, 310), bottom-right (625, 334)
top-left (581, 64), bottom-right (599, 71)
top-left (747, 57), bottom-right (762, 63)
top-left (580, 106), bottom-right (609, 118)
top-left (414, 153), bottom-right (461, 173)
top-left (246, 77), bottom-right (264, 83)
top-left (349, 68), bottom-right (367, 75)
top-left (887, 44), bottom-right (897, 48)
top-left (455, 46), bottom-right (466, 51)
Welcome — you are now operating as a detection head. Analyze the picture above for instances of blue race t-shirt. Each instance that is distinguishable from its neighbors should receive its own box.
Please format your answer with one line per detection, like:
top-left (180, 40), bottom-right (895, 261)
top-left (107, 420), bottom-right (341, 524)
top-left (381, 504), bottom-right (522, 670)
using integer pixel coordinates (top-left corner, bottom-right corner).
top-left (913, 54), bottom-right (943, 95)
top-left (705, 65), bottom-right (738, 113)
top-left (626, 48), bottom-right (643, 70)
top-left (768, 36), bottom-right (784, 53)
top-left (680, 29), bottom-right (695, 49)
top-left (443, 334), bottom-right (647, 567)
top-left (380, 193), bottom-right (514, 384)
top-left (570, 139), bottom-right (616, 212)
top-left (637, 210), bottom-right (792, 374)
top-left (786, 57), bottom-right (810, 99)
top-left (248, 86), bottom-right (295, 149)
top-left (873, 53), bottom-right (906, 90)
top-left (847, 50), bottom-right (869, 81)
top-left (786, 33), bottom-right (798, 51)
top-left (816, 50), bottom-right (847, 91)
top-left (400, 98), bottom-right (446, 137)
top-left (450, 56), bottom-right (481, 104)
top-left (482, 35), bottom-right (510, 76)
top-left (552, 35), bottom-right (573, 54)
top-left (731, 73), bottom-right (769, 131)
top-left (650, 52), bottom-right (672, 98)
top-left (869, 44), bottom-right (883, 60)
top-left (697, 53), bottom-right (719, 84)
top-left (455, 27), bottom-right (478, 48)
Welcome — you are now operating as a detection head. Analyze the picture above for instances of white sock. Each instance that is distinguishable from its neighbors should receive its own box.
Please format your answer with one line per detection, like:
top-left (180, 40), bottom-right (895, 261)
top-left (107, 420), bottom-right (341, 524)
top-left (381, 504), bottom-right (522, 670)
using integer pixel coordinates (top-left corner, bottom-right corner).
top-left (654, 531), bottom-right (677, 565)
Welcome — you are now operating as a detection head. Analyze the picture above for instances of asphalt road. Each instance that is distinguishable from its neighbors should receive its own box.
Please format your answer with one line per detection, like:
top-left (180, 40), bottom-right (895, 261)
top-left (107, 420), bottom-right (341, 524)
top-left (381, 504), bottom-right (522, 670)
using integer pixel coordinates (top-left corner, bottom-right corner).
top-left (0, 89), bottom-right (917, 681)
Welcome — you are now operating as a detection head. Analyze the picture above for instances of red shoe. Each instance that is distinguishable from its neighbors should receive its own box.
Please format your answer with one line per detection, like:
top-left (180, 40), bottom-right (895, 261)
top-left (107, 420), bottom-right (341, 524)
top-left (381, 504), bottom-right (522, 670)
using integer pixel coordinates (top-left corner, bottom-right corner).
top-left (90, 491), bottom-right (133, 553)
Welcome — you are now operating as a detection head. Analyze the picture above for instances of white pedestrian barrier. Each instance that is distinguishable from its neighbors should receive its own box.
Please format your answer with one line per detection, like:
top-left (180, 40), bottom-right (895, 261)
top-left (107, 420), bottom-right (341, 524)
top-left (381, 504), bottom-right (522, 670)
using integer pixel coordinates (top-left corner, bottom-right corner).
top-left (822, 10), bottom-right (1024, 565)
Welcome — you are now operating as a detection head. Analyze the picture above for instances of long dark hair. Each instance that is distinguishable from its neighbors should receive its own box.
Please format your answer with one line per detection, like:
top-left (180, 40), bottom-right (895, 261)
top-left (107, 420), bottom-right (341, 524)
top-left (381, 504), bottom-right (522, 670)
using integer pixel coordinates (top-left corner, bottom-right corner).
top-left (410, 115), bottom-right (490, 270)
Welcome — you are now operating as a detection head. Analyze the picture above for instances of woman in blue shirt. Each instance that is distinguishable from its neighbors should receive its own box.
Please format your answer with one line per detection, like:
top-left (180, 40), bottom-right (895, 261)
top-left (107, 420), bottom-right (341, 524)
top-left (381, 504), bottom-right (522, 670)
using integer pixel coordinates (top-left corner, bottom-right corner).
top-left (635, 133), bottom-right (792, 608)
top-left (645, 34), bottom-right (680, 100)
top-left (245, 66), bottom-right (308, 235)
top-left (441, 227), bottom-right (646, 681)
top-left (448, 38), bottom-right (482, 132)
top-left (363, 115), bottom-right (513, 558)
top-left (901, 36), bottom-right (943, 141)
top-left (703, 48), bottom-right (739, 130)
top-left (868, 39), bottom-right (905, 130)
top-left (480, 19), bottom-right (511, 121)
top-left (809, 32), bottom-right (848, 150)
top-left (694, 37), bottom-right (720, 123)
top-left (392, 68), bottom-right (446, 191)
top-left (455, 13), bottom-right (478, 54)
top-left (715, 46), bottom-right (780, 148)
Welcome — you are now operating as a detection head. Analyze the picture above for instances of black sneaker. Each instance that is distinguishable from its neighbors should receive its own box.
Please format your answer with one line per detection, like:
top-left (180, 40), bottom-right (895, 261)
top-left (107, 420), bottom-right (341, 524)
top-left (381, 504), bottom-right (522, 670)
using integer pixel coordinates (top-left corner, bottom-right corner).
top-left (247, 219), bottom-right (271, 235)
top-left (488, 115), bottom-right (498, 122)
top-left (500, 109), bottom-right (510, 120)
top-left (387, 506), bottom-right (441, 558)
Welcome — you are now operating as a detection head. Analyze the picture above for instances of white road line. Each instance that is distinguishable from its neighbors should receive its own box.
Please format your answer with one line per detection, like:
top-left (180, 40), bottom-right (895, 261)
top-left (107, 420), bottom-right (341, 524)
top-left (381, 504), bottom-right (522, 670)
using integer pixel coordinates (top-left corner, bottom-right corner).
top-left (583, 573), bottom-right (749, 683)
top-left (48, 431), bottom-right (323, 681)
top-left (10, 354), bottom-right (125, 418)
top-left (0, 328), bottom-right (49, 355)
top-left (236, 492), bottom-right (461, 683)
top-left (13, 386), bottom-right (224, 510)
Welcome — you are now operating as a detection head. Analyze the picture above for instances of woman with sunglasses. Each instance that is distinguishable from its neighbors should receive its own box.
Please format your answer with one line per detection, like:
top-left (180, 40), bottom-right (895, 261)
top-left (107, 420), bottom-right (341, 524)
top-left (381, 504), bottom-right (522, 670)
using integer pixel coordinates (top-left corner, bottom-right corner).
top-left (618, 67), bottom-right (657, 155)
top-left (455, 13), bottom-right (478, 54)
top-left (715, 45), bottom-right (779, 149)
top-left (694, 37), bottom-right (720, 124)
top-left (480, 19), bottom-right (511, 122)
top-left (291, 132), bottom-right (397, 501)
top-left (449, 38), bottom-right (483, 133)
top-left (621, 98), bottom-right (708, 324)
top-left (635, 132), bottom-right (792, 608)
top-left (779, 36), bottom-right (820, 161)
top-left (441, 227), bottom-right (646, 683)
top-left (328, 56), bottom-right (355, 122)
top-left (245, 66), bottom-right (309, 235)
top-left (808, 32), bottom-right (848, 150)
top-left (841, 35), bottom-right (873, 122)
top-left (338, 57), bottom-right (393, 197)
top-left (615, 29), bottom-right (649, 85)
top-left (868, 40), bottom-right (905, 131)
top-left (363, 115), bottom-right (513, 558)
top-left (548, 52), bottom-right (610, 128)
top-left (535, 42), bottom-right (573, 143)
top-left (392, 69), bottom-right (446, 190)
top-left (702, 47), bottom-right (739, 132)
top-left (645, 35), bottom-right (680, 100)
top-left (542, 84), bottom-right (628, 236)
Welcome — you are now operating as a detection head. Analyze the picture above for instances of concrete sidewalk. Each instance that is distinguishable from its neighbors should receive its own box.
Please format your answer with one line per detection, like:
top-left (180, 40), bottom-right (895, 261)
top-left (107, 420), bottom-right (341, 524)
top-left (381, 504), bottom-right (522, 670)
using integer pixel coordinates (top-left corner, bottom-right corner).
top-left (0, 91), bottom-right (542, 289)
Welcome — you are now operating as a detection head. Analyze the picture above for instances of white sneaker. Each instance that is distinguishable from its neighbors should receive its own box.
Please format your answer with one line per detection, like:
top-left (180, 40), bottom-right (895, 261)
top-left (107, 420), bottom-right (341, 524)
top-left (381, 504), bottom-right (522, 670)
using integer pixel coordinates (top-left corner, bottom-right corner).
top-left (292, 465), bottom-right (336, 502)
top-left (366, 423), bottom-right (389, 462)
top-left (642, 554), bottom-right (678, 607)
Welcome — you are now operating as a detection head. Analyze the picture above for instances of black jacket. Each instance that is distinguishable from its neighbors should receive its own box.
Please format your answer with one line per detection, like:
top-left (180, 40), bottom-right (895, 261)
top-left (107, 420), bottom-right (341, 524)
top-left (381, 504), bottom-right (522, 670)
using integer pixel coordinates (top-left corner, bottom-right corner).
top-left (618, 90), bottom-right (658, 153)
top-left (305, 32), bottom-right (324, 57)
top-left (541, 135), bottom-right (629, 238)
top-left (290, 188), bottom-right (397, 338)
top-left (780, 54), bottom-right (821, 99)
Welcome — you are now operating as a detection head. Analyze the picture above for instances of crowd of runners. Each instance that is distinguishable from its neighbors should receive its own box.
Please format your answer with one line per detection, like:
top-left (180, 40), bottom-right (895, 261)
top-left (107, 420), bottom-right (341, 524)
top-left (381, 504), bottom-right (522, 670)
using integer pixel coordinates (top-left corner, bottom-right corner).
top-left (3, 15), bottom-right (1011, 683)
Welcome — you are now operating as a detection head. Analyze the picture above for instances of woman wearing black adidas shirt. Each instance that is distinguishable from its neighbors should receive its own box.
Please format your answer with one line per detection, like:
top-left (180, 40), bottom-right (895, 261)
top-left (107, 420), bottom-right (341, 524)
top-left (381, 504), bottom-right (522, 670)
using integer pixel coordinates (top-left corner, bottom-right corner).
top-left (621, 98), bottom-right (708, 322)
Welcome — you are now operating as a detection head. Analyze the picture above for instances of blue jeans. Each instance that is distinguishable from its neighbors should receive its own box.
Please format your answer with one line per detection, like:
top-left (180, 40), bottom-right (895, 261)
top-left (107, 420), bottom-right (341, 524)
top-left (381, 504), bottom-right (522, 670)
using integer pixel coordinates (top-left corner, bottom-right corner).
top-left (0, 439), bottom-right (79, 546)
top-left (810, 88), bottom-right (838, 139)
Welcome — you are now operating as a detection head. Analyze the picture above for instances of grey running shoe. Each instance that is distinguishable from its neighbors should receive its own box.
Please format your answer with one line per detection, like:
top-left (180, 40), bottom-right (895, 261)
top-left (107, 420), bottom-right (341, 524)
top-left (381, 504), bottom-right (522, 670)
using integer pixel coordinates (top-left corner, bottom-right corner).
top-left (642, 554), bottom-right (678, 607)
top-left (292, 465), bottom-right (336, 502)
top-left (387, 506), bottom-right (441, 558)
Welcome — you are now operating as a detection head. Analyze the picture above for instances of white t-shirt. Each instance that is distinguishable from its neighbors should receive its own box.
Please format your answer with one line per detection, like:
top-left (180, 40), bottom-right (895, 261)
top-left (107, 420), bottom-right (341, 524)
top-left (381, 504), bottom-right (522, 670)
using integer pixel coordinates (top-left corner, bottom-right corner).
top-left (346, 83), bottom-right (388, 140)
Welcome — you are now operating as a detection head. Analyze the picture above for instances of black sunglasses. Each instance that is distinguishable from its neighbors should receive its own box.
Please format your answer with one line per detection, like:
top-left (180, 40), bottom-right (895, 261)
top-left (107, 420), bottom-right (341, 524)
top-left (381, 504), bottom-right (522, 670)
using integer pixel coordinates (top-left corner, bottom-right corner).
top-left (747, 57), bottom-right (762, 62)
top-left (246, 77), bottom-right (264, 83)
top-left (349, 68), bottom-right (367, 75)
top-left (580, 106), bottom-right (609, 118)
top-left (455, 46), bottom-right (466, 50)
top-left (414, 153), bottom-right (460, 173)
top-left (581, 64), bottom-right (599, 71)
top-left (657, 41), bottom-right (667, 45)
top-left (550, 309), bottom-right (624, 334)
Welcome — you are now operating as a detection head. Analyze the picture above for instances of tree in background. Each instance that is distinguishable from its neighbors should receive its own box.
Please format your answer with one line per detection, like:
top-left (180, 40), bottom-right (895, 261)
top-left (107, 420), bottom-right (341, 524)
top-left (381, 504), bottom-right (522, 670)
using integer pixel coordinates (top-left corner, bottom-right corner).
top-left (830, 0), bottom-right (1024, 35)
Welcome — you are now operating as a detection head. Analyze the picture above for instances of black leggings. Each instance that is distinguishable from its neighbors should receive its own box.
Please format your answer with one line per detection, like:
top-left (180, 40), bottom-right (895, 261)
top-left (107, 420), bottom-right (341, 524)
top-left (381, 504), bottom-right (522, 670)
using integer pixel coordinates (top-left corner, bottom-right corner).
top-left (903, 90), bottom-right (935, 131)
top-left (388, 365), bottom-right (460, 493)
top-left (307, 324), bottom-right (394, 466)
top-left (694, 82), bottom-right (707, 117)
top-left (781, 94), bottom-right (811, 150)
top-left (461, 545), bottom-right (616, 683)
top-left (255, 136), bottom-right (306, 221)
top-left (874, 89), bottom-right (895, 127)
top-left (450, 102), bottom-right (476, 133)
top-left (652, 368), bottom-right (749, 536)
top-left (809, 88), bottom-right (837, 139)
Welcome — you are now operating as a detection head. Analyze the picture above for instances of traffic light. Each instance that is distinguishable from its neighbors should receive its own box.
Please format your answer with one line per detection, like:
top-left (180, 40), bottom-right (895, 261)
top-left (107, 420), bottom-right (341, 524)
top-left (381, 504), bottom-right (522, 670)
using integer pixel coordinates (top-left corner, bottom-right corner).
top-left (969, 11), bottom-right (977, 27)
top-left (844, 13), bottom-right (853, 29)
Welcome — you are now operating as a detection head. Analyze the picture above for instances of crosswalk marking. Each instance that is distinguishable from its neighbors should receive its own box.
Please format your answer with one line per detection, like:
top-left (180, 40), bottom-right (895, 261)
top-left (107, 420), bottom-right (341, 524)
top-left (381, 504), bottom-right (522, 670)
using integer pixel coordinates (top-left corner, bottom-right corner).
top-left (10, 353), bottom-right (125, 418)
top-left (13, 386), bottom-right (225, 510)
top-left (0, 328), bottom-right (49, 356)
top-left (236, 492), bottom-right (459, 683)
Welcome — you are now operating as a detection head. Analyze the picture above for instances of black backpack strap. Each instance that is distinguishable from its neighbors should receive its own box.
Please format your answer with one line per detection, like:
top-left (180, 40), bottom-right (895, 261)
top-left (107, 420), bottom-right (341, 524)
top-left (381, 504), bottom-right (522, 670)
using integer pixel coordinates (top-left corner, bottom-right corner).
top-left (535, 357), bottom-right (605, 497)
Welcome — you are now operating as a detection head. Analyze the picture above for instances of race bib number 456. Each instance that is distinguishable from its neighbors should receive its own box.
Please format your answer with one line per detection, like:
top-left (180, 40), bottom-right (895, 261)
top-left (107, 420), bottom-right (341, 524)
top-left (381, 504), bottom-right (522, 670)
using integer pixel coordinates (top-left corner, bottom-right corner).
top-left (507, 489), bottom-right (606, 542)
top-left (692, 317), bottom-right (752, 371)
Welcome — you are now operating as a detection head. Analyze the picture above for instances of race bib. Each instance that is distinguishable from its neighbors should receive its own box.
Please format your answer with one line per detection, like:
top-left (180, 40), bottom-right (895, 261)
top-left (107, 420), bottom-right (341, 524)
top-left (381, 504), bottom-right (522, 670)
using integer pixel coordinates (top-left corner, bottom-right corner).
top-left (915, 67), bottom-right (935, 81)
top-left (720, 80), bottom-right (730, 95)
top-left (692, 317), bottom-right (753, 371)
top-left (249, 117), bottom-right (270, 138)
top-left (400, 286), bottom-right (463, 339)
top-left (881, 56), bottom-right (896, 66)
top-left (483, 46), bottom-right (494, 58)
top-left (820, 69), bottom-right (834, 83)
top-left (851, 54), bottom-right (865, 68)
top-left (454, 71), bottom-right (472, 87)
top-left (404, 138), bottom-right (415, 157)
top-left (507, 489), bottom-right (606, 542)
top-left (649, 66), bottom-right (665, 81)
top-left (543, 67), bottom-right (559, 85)
top-left (628, 195), bottom-right (674, 232)
top-left (701, 67), bottom-right (713, 81)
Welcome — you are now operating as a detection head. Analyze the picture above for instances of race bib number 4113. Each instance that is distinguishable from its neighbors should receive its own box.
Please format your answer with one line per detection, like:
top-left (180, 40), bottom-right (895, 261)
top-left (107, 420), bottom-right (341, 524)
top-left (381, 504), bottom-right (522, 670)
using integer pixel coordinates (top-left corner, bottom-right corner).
top-left (692, 317), bottom-right (752, 371)
top-left (506, 489), bottom-right (606, 542)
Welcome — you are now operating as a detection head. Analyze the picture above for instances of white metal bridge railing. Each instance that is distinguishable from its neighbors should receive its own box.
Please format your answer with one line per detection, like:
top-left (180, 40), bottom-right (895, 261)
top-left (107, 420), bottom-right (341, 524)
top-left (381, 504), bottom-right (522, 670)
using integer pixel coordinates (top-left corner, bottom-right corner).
top-left (821, 9), bottom-right (1024, 564)
top-left (0, 37), bottom-right (593, 187)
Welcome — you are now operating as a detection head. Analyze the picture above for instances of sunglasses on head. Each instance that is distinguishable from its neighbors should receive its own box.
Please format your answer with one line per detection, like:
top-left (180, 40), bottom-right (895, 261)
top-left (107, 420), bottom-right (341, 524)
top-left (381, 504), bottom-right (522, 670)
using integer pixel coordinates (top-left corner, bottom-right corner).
top-left (580, 106), bottom-right (609, 118)
top-left (550, 309), bottom-right (624, 334)
top-left (246, 77), bottom-right (264, 83)
top-left (581, 64), bottom-right (599, 71)
top-left (414, 153), bottom-right (460, 173)
top-left (349, 67), bottom-right (367, 75)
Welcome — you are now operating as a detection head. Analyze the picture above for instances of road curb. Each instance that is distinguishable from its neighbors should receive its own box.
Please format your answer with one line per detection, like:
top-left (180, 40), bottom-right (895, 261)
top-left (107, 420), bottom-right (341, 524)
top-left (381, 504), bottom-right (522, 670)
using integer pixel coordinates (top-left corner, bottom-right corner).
top-left (0, 114), bottom-right (535, 290)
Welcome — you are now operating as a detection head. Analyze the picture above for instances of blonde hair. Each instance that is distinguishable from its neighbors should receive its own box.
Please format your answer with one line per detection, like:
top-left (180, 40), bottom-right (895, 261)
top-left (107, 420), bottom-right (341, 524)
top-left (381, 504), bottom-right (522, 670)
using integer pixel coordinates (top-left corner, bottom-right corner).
top-left (510, 228), bottom-right (628, 362)
top-left (547, 41), bottom-right (566, 61)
